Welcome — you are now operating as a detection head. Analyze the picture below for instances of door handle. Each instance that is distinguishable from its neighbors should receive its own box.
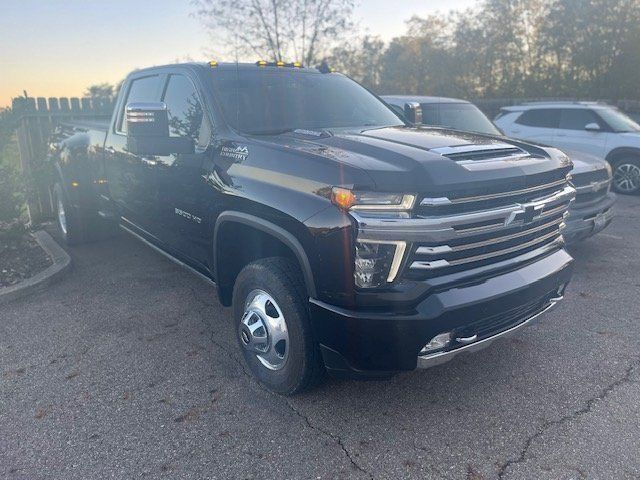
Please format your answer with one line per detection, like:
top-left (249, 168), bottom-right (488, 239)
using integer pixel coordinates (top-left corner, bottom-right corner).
top-left (455, 334), bottom-right (478, 345)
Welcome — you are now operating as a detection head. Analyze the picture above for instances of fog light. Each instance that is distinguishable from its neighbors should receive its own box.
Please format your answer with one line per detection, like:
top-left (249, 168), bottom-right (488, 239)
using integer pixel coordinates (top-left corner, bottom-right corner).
top-left (354, 241), bottom-right (406, 288)
top-left (420, 332), bottom-right (452, 354)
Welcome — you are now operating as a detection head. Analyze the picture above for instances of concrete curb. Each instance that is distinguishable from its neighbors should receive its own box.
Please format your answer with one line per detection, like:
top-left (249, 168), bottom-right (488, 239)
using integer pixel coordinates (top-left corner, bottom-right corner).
top-left (0, 230), bottom-right (72, 306)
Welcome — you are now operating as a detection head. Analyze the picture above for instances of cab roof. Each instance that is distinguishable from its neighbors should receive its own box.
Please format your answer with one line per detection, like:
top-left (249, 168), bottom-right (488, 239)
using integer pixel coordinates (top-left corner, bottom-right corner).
top-left (381, 95), bottom-right (470, 105)
top-left (501, 101), bottom-right (614, 111)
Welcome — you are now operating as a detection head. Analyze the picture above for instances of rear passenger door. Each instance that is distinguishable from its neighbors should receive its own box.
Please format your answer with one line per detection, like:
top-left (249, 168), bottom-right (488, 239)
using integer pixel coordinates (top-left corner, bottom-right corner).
top-left (555, 109), bottom-right (609, 157)
top-left (510, 108), bottom-right (560, 144)
top-left (154, 73), bottom-right (212, 267)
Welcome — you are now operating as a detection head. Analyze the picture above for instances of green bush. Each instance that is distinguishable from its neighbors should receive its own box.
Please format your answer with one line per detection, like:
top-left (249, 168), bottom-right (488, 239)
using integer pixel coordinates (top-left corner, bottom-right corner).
top-left (0, 134), bottom-right (25, 233)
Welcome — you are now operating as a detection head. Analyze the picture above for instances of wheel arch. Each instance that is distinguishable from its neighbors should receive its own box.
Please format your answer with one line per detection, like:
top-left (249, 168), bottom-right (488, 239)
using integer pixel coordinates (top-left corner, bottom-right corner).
top-left (606, 146), bottom-right (640, 164)
top-left (213, 211), bottom-right (317, 306)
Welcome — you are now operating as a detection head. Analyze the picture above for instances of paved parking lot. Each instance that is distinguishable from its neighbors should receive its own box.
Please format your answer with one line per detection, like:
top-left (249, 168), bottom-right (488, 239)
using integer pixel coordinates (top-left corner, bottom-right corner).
top-left (1, 195), bottom-right (639, 480)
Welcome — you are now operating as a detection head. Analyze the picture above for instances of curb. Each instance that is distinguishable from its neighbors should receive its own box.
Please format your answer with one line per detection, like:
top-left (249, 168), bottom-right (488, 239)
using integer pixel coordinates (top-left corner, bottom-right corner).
top-left (0, 230), bottom-right (72, 306)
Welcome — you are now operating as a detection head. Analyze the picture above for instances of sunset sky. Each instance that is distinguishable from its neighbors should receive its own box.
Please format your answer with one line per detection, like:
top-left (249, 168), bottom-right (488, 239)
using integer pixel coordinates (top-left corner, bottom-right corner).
top-left (0, 0), bottom-right (476, 108)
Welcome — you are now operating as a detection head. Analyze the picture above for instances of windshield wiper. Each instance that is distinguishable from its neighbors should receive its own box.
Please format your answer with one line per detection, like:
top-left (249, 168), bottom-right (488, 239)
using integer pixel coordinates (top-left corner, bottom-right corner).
top-left (245, 128), bottom-right (296, 136)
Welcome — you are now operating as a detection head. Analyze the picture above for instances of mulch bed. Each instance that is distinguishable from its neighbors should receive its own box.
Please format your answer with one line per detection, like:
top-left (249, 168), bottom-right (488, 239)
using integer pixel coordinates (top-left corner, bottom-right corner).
top-left (0, 231), bottom-right (53, 288)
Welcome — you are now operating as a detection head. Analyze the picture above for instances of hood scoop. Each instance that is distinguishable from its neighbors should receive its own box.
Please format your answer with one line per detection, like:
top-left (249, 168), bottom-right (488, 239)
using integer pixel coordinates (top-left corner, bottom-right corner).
top-left (430, 143), bottom-right (529, 163)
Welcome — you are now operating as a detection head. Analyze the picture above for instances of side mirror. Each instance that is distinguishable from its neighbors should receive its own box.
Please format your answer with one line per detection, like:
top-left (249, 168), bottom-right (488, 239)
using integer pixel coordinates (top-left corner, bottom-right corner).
top-left (126, 102), bottom-right (194, 155)
top-left (585, 122), bottom-right (601, 132)
top-left (404, 102), bottom-right (422, 125)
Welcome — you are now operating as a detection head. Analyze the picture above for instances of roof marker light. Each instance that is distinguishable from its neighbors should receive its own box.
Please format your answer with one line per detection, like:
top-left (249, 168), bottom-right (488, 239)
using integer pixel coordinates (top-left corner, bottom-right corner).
top-left (209, 60), bottom-right (218, 67)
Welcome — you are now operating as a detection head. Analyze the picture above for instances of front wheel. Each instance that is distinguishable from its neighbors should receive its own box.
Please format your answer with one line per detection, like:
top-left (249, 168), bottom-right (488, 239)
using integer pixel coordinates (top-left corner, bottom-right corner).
top-left (611, 157), bottom-right (640, 195)
top-left (232, 257), bottom-right (325, 395)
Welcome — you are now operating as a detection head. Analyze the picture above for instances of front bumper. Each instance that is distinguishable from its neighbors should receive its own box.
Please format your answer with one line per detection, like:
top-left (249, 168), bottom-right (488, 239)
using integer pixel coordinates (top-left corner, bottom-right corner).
top-left (564, 192), bottom-right (616, 244)
top-left (310, 249), bottom-right (573, 378)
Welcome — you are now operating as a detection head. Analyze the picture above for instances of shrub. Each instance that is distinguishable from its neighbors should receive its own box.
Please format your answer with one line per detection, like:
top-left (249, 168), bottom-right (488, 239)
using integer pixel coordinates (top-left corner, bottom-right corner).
top-left (0, 134), bottom-right (25, 235)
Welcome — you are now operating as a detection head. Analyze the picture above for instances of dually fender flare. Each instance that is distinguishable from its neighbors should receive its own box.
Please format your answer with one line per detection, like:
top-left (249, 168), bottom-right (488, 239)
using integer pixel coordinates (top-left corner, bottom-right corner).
top-left (213, 211), bottom-right (318, 298)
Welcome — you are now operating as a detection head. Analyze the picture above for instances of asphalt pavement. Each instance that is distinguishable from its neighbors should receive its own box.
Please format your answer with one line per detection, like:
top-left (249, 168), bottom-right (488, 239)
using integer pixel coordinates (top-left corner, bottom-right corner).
top-left (1, 195), bottom-right (639, 480)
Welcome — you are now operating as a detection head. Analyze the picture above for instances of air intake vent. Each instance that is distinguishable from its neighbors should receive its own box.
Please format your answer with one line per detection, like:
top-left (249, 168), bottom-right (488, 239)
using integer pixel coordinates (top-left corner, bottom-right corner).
top-left (431, 143), bottom-right (528, 162)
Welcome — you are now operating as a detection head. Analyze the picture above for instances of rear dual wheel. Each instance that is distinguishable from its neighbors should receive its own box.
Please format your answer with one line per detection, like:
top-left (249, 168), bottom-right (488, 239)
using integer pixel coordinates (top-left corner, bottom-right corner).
top-left (53, 183), bottom-right (86, 245)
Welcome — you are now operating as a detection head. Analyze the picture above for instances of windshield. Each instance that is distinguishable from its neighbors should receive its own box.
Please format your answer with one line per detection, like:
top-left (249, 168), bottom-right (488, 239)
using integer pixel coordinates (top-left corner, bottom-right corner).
top-left (210, 69), bottom-right (404, 134)
top-left (421, 103), bottom-right (501, 135)
top-left (596, 107), bottom-right (640, 133)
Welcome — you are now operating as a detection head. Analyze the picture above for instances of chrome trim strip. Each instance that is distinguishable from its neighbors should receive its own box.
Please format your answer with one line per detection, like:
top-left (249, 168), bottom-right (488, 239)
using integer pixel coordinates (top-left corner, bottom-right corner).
top-left (416, 296), bottom-right (563, 369)
top-left (430, 143), bottom-right (524, 156)
top-left (574, 178), bottom-right (611, 194)
top-left (410, 232), bottom-right (563, 270)
top-left (356, 186), bottom-right (575, 243)
top-left (415, 216), bottom-right (566, 255)
top-left (420, 178), bottom-right (568, 206)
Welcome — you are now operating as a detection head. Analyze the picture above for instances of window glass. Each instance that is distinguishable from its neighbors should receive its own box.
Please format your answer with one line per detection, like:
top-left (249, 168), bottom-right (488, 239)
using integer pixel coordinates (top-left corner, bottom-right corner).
top-left (420, 104), bottom-right (439, 126)
top-left (162, 75), bottom-right (204, 142)
top-left (596, 107), bottom-right (640, 133)
top-left (421, 103), bottom-right (501, 135)
top-left (210, 69), bottom-right (403, 134)
top-left (515, 109), bottom-right (560, 128)
top-left (118, 75), bottom-right (161, 133)
top-left (559, 109), bottom-right (602, 130)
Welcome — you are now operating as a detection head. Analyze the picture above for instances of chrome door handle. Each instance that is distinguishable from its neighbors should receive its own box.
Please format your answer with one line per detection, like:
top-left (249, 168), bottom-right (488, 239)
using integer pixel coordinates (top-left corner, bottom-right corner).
top-left (455, 334), bottom-right (478, 345)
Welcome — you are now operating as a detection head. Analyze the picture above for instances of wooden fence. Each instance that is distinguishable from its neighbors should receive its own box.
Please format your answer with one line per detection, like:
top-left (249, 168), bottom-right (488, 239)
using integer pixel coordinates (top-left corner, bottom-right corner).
top-left (11, 96), bottom-right (114, 224)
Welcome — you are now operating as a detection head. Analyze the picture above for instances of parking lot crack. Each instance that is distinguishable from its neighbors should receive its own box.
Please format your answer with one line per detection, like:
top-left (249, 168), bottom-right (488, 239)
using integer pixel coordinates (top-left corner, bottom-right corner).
top-left (497, 361), bottom-right (638, 479)
top-left (282, 398), bottom-right (374, 479)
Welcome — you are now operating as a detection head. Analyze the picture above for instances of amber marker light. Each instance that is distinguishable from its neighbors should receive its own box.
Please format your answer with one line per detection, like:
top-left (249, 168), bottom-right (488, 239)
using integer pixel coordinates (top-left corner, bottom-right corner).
top-left (331, 187), bottom-right (357, 210)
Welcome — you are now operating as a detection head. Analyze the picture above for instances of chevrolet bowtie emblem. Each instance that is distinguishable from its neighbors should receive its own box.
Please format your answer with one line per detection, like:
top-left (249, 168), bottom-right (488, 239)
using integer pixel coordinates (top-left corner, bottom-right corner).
top-left (522, 205), bottom-right (544, 225)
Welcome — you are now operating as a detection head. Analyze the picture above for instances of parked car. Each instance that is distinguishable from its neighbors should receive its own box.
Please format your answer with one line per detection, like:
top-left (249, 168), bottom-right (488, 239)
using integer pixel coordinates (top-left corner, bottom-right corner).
top-left (382, 96), bottom-right (615, 244)
top-left (49, 62), bottom-right (574, 395)
top-left (494, 101), bottom-right (640, 195)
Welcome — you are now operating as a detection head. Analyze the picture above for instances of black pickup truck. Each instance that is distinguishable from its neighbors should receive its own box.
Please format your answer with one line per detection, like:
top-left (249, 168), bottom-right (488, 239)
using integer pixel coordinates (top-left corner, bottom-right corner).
top-left (50, 62), bottom-right (575, 395)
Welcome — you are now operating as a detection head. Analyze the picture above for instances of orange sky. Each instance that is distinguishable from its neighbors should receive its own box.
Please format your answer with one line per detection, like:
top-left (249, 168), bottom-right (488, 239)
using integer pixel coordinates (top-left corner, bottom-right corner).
top-left (0, 0), bottom-right (475, 109)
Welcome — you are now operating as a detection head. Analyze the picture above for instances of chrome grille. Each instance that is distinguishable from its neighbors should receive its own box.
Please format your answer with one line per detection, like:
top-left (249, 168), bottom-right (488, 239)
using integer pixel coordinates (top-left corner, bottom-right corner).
top-left (404, 182), bottom-right (574, 279)
top-left (572, 171), bottom-right (611, 207)
top-left (352, 175), bottom-right (575, 282)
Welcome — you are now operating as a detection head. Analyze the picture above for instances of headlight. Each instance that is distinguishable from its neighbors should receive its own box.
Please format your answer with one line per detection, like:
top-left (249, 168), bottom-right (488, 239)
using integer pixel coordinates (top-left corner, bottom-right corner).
top-left (354, 240), bottom-right (407, 288)
top-left (331, 187), bottom-right (415, 211)
top-left (604, 161), bottom-right (613, 179)
top-left (331, 187), bottom-right (415, 288)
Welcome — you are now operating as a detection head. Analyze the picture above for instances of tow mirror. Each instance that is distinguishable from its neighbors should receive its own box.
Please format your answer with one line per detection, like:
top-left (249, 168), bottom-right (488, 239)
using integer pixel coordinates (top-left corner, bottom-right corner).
top-left (585, 122), bottom-right (601, 132)
top-left (404, 102), bottom-right (423, 125)
top-left (126, 102), bottom-right (194, 156)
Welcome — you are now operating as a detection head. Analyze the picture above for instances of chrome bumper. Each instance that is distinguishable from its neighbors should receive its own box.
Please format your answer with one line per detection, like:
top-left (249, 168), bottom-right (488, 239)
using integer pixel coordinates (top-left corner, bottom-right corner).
top-left (416, 296), bottom-right (563, 369)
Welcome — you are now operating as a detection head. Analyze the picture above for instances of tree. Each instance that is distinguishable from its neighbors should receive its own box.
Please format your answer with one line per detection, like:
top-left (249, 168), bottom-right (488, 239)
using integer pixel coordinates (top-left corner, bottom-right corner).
top-left (84, 83), bottom-right (115, 102)
top-left (192, 0), bottom-right (355, 65)
top-left (327, 35), bottom-right (385, 90)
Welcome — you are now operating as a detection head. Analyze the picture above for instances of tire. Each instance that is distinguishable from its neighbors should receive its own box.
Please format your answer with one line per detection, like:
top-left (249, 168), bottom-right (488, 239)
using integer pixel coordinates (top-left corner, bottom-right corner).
top-left (611, 157), bottom-right (640, 195)
top-left (232, 257), bottom-right (325, 395)
top-left (53, 183), bottom-right (86, 245)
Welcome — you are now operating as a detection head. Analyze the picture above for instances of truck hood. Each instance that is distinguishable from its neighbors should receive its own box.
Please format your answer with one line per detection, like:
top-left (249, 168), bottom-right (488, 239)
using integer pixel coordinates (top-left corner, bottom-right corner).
top-left (563, 149), bottom-right (609, 176)
top-left (264, 126), bottom-right (572, 196)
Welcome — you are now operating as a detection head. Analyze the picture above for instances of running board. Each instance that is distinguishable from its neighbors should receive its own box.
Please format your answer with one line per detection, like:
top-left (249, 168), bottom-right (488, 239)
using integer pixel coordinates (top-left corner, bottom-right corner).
top-left (119, 223), bottom-right (216, 287)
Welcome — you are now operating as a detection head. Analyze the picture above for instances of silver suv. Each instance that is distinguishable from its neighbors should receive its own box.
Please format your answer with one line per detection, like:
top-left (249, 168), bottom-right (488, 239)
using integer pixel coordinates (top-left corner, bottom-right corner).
top-left (494, 102), bottom-right (640, 194)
